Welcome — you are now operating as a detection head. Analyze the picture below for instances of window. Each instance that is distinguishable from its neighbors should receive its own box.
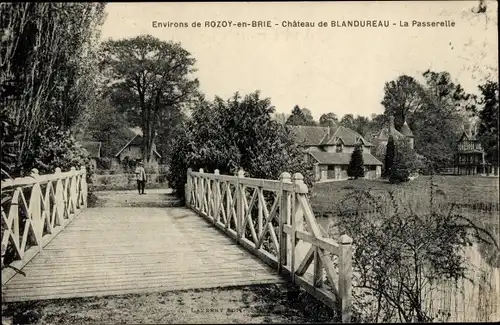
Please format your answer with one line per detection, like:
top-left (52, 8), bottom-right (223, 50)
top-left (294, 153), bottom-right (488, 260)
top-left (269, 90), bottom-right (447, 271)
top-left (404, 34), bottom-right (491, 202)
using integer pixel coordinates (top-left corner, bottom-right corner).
top-left (336, 144), bottom-right (343, 153)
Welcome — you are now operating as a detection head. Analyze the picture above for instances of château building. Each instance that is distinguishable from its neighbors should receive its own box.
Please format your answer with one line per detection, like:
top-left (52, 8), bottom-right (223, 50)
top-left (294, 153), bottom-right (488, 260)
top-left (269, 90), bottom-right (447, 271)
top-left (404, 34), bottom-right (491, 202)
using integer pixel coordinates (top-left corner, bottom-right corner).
top-left (290, 120), bottom-right (383, 181)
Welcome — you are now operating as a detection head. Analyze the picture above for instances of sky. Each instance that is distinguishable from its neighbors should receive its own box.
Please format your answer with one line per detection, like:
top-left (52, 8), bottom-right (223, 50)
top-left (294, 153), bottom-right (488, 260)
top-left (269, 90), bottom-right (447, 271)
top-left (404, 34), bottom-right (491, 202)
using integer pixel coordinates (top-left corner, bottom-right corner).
top-left (100, 1), bottom-right (498, 120)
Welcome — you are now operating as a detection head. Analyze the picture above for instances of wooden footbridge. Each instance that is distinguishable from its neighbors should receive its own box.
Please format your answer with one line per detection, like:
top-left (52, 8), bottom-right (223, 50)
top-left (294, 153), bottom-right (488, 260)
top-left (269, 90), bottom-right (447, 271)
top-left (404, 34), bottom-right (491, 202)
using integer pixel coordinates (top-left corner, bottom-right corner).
top-left (1, 167), bottom-right (353, 322)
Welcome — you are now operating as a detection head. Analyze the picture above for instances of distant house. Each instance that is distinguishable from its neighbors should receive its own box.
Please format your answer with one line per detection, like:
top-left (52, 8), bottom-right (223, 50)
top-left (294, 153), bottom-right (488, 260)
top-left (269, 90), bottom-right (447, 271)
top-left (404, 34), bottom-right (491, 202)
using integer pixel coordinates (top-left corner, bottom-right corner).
top-left (290, 120), bottom-right (383, 181)
top-left (372, 116), bottom-right (414, 150)
top-left (112, 134), bottom-right (162, 169)
top-left (454, 125), bottom-right (493, 175)
top-left (80, 141), bottom-right (101, 170)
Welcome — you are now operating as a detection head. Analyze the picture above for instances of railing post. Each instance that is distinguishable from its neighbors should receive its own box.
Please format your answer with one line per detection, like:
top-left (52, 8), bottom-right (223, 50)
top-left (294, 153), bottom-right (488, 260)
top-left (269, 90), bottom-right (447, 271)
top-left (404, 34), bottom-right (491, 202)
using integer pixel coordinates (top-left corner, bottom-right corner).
top-left (54, 167), bottom-right (64, 225)
top-left (81, 165), bottom-right (87, 208)
top-left (237, 169), bottom-right (245, 241)
top-left (70, 167), bottom-right (77, 214)
top-left (185, 168), bottom-right (192, 208)
top-left (213, 169), bottom-right (220, 225)
top-left (199, 168), bottom-right (205, 213)
top-left (339, 234), bottom-right (353, 323)
top-left (279, 172), bottom-right (291, 274)
top-left (290, 173), bottom-right (305, 283)
top-left (30, 168), bottom-right (42, 246)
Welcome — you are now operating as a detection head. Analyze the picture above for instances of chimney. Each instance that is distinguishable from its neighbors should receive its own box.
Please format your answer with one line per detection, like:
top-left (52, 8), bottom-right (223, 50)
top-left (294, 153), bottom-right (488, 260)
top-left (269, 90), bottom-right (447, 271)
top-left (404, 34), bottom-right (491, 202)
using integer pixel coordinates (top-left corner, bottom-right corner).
top-left (388, 116), bottom-right (395, 136)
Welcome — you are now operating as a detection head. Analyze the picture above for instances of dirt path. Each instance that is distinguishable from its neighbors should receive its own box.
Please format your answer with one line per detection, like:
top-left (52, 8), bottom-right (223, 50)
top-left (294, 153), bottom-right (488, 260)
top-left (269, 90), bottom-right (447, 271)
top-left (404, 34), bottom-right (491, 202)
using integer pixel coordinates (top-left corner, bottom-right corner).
top-left (2, 285), bottom-right (335, 324)
top-left (89, 188), bottom-right (181, 208)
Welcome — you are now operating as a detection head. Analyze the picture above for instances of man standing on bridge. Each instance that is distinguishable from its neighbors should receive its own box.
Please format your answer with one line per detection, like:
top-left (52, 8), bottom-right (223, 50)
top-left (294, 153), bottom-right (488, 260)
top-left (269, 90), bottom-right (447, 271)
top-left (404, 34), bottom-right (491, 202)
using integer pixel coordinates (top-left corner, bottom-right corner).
top-left (135, 161), bottom-right (147, 195)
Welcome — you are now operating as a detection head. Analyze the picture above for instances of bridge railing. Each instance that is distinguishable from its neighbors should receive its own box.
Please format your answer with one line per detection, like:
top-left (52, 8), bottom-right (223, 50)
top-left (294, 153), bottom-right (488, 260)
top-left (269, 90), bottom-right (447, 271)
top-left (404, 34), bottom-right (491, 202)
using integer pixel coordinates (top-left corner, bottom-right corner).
top-left (186, 168), bottom-right (353, 322)
top-left (1, 166), bottom-right (88, 284)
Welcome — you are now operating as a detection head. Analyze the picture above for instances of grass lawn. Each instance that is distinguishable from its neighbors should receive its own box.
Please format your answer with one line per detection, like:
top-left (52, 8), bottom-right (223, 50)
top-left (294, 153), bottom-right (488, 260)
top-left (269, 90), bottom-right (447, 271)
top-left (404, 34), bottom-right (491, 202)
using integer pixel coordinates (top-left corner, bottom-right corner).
top-left (311, 175), bottom-right (500, 268)
top-left (311, 175), bottom-right (499, 216)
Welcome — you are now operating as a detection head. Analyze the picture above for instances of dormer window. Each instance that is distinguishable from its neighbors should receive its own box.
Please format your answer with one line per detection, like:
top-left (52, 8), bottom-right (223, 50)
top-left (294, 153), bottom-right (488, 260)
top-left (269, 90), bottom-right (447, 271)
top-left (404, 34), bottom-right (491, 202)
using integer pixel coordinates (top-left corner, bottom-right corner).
top-left (336, 143), bottom-right (343, 153)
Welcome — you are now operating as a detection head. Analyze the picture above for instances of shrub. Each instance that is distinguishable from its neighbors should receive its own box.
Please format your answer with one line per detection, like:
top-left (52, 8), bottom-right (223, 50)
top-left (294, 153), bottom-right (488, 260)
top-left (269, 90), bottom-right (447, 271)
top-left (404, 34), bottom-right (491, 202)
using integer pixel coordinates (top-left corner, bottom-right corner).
top-left (389, 138), bottom-right (418, 183)
top-left (26, 125), bottom-right (93, 181)
top-left (96, 157), bottom-right (113, 170)
top-left (333, 180), bottom-right (498, 322)
top-left (168, 91), bottom-right (313, 198)
top-left (383, 135), bottom-right (395, 178)
top-left (389, 166), bottom-right (410, 183)
top-left (347, 144), bottom-right (365, 179)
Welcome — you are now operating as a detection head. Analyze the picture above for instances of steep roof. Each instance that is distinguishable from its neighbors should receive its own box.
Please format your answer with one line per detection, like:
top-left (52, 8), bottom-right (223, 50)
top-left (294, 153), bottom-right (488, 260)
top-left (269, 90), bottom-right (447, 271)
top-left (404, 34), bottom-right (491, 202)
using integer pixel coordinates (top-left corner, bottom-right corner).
top-left (374, 126), bottom-right (405, 141)
top-left (309, 152), bottom-right (383, 165)
top-left (289, 126), bottom-right (329, 146)
top-left (115, 134), bottom-right (162, 158)
top-left (400, 121), bottom-right (414, 137)
top-left (289, 125), bottom-right (373, 147)
top-left (80, 141), bottom-right (101, 158)
top-left (321, 125), bottom-right (374, 147)
top-left (459, 131), bottom-right (478, 142)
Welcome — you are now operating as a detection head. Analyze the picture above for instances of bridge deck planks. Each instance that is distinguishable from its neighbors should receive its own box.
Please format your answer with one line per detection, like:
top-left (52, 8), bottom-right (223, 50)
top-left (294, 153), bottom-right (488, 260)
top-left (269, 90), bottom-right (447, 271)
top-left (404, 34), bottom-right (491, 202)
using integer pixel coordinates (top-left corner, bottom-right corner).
top-left (2, 207), bottom-right (285, 302)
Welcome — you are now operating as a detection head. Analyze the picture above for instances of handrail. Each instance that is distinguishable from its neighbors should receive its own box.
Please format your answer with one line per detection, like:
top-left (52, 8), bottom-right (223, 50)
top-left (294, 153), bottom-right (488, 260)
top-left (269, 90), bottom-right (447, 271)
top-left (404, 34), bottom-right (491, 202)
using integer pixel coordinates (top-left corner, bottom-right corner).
top-left (185, 168), bottom-right (353, 322)
top-left (1, 166), bottom-right (88, 285)
top-left (1, 170), bottom-right (80, 189)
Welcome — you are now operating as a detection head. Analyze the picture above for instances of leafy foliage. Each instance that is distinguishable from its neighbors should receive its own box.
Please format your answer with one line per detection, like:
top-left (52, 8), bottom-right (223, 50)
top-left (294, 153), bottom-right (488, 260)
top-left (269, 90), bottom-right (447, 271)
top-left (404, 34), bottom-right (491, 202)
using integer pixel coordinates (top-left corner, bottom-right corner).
top-left (0, 114), bottom-right (22, 180)
top-left (381, 71), bottom-right (476, 170)
top-left (0, 3), bottom-right (105, 176)
top-left (273, 112), bottom-right (290, 125)
top-left (383, 136), bottom-right (395, 177)
top-left (27, 126), bottom-right (92, 178)
top-left (347, 144), bottom-right (365, 179)
top-left (334, 182), bottom-right (497, 322)
top-left (381, 75), bottom-right (425, 131)
top-left (390, 138), bottom-right (419, 183)
top-left (100, 35), bottom-right (199, 164)
top-left (1, 3), bottom-right (106, 167)
top-left (339, 114), bottom-right (356, 131)
top-left (319, 112), bottom-right (339, 126)
top-left (168, 91), bottom-right (313, 198)
top-left (286, 105), bottom-right (317, 126)
top-left (476, 81), bottom-right (499, 164)
top-left (75, 100), bottom-right (135, 157)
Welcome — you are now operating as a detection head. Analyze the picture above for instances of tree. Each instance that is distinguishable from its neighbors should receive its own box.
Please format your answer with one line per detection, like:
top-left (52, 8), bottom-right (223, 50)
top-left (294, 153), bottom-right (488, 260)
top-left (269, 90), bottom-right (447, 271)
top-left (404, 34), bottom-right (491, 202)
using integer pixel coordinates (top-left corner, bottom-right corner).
top-left (347, 144), bottom-right (365, 179)
top-left (340, 114), bottom-right (356, 130)
top-left (273, 112), bottom-right (290, 125)
top-left (1, 3), bottom-right (106, 173)
top-left (367, 114), bottom-right (388, 142)
top-left (77, 100), bottom-right (136, 157)
top-left (383, 135), bottom-right (395, 177)
top-left (381, 75), bottom-right (425, 131)
top-left (381, 71), bottom-right (474, 171)
top-left (476, 81), bottom-right (499, 166)
top-left (286, 105), bottom-right (317, 126)
top-left (390, 138), bottom-right (418, 183)
top-left (319, 112), bottom-right (339, 126)
top-left (100, 35), bottom-right (200, 164)
top-left (411, 71), bottom-right (473, 170)
top-left (168, 91), bottom-right (313, 197)
top-left (156, 106), bottom-right (188, 162)
top-left (353, 115), bottom-right (371, 137)
top-left (301, 108), bottom-right (316, 124)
